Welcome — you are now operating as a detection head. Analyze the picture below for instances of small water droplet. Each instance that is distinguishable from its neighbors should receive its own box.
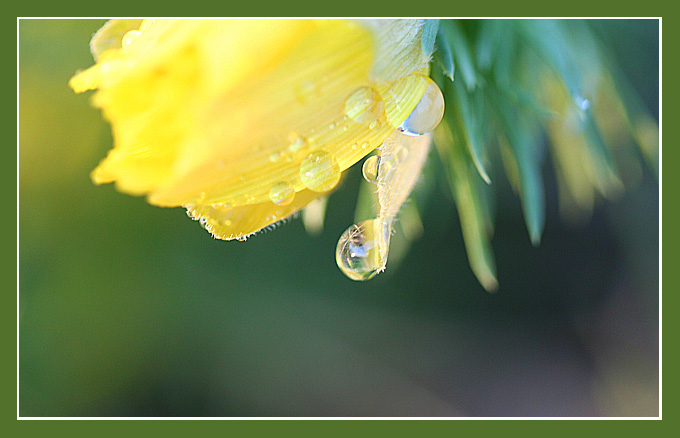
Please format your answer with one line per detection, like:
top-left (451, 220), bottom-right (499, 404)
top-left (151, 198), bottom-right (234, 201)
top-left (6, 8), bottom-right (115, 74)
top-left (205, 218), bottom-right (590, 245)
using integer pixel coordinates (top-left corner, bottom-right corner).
top-left (362, 155), bottom-right (380, 184)
top-left (336, 219), bottom-right (385, 281)
top-left (361, 141), bottom-right (370, 149)
top-left (140, 19), bottom-right (155, 32)
top-left (221, 218), bottom-right (232, 227)
top-left (398, 76), bottom-right (444, 136)
top-left (343, 126), bottom-right (349, 132)
top-left (194, 191), bottom-right (207, 203)
top-left (269, 152), bottom-right (281, 163)
top-left (329, 122), bottom-right (336, 129)
top-left (300, 150), bottom-right (341, 192)
top-left (344, 87), bottom-right (384, 124)
top-left (269, 181), bottom-right (295, 206)
top-left (288, 133), bottom-right (308, 154)
top-left (122, 30), bottom-right (142, 48)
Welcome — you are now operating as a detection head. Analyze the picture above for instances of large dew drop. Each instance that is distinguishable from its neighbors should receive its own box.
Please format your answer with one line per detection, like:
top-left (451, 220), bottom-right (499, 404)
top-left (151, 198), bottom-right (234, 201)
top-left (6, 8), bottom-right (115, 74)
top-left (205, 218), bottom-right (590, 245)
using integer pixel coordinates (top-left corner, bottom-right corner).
top-left (344, 87), bottom-right (384, 124)
top-left (399, 76), bottom-right (445, 136)
top-left (300, 150), bottom-right (341, 192)
top-left (269, 181), bottom-right (295, 206)
top-left (336, 219), bottom-right (386, 281)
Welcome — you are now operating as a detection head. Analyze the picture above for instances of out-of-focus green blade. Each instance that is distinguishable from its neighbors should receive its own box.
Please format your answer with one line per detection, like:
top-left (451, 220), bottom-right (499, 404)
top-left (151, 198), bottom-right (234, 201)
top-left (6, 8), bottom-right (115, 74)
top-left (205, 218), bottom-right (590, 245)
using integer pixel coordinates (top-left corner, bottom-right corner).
top-left (421, 19), bottom-right (440, 57)
top-left (516, 19), bottom-right (582, 99)
top-left (450, 76), bottom-right (491, 184)
top-left (434, 104), bottom-right (498, 292)
top-left (437, 20), bottom-right (477, 90)
top-left (435, 23), bottom-right (455, 80)
top-left (491, 88), bottom-right (546, 245)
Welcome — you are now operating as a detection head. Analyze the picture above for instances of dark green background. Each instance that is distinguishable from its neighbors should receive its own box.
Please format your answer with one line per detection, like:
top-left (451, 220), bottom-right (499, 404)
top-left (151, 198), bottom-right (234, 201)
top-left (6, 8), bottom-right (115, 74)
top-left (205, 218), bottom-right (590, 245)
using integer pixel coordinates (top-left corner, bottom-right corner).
top-left (18, 19), bottom-right (659, 417)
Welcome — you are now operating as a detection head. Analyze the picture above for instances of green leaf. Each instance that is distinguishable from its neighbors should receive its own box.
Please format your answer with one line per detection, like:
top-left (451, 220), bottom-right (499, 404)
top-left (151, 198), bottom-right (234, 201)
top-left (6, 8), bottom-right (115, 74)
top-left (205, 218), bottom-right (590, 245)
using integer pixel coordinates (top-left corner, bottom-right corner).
top-left (491, 88), bottom-right (546, 245)
top-left (421, 19), bottom-right (440, 57)
top-left (449, 77), bottom-right (491, 184)
top-left (434, 25), bottom-right (455, 80)
top-left (434, 113), bottom-right (498, 292)
top-left (437, 20), bottom-right (477, 90)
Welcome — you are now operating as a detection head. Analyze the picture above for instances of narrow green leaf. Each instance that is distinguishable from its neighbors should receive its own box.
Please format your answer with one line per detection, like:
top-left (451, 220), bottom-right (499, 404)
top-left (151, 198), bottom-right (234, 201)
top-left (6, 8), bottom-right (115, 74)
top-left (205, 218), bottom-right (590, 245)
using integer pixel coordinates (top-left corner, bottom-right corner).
top-left (434, 113), bottom-right (498, 292)
top-left (449, 77), bottom-right (491, 184)
top-left (581, 112), bottom-right (624, 197)
top-left (421, 19), bottom-right (440, 57)
top-left (438, 20), bottom-right (477, 90)
top-left (516, 19), bottom-right (582, 98)
top-left (491, 88), bottom-right (546, 245)
top-left (435, 24), bottom-right (455, 80)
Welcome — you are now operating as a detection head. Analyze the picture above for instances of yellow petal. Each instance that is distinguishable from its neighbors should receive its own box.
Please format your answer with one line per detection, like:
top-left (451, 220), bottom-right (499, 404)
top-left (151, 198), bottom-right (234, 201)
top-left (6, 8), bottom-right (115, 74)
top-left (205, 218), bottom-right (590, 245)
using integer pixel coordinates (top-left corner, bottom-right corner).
top-left (71, 19), bottom-right (431, 240)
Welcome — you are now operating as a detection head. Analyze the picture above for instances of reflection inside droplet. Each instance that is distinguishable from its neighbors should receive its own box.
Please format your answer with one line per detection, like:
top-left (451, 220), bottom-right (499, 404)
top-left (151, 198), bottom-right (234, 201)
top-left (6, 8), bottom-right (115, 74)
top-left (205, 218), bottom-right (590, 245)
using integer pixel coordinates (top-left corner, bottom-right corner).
top-left (398, 76), bottom-right (444, 136)
top-left (362, 155), bottom-right (380, 184)
top-left (336, 219), bottom-right (387, 281)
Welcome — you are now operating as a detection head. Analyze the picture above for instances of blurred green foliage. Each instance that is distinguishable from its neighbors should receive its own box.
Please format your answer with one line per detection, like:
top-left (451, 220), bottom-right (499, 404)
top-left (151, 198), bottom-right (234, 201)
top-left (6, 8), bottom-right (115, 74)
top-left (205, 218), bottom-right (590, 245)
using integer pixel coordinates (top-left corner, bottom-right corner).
top-left (19, 19), bottom-right (658, 417)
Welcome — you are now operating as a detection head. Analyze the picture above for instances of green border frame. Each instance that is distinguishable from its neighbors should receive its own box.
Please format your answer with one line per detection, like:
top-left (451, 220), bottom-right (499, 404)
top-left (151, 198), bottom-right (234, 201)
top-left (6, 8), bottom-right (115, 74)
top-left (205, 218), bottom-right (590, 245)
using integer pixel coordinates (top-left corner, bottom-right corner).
top-left (10, 1), bottom-right (668, 433)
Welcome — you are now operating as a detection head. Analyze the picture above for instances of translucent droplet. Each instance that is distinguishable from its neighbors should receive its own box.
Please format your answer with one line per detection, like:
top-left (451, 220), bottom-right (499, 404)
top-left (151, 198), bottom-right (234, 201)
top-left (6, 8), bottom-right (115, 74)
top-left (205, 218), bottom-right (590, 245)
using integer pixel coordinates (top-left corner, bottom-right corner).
top-left (344, 87), bottom-right (384, 124)
top-left (139, 19), bottom-right (155, 32)
top-left (288, 133), bottom-right (308, 154)
top-left (269, 181), bottom-right (295, 206)
top-left (122, 30), bottom-right (142, 48)
top-left (336, 219), bottom-right (385, 281)
top-left (399, 76), bottom-right (445, 136)
top-left (300, 150), bottom-right (341, 192)
top-left (362, 155), bottom-right (380, 184)
top-left (269, 152), bottom-right (281, 163)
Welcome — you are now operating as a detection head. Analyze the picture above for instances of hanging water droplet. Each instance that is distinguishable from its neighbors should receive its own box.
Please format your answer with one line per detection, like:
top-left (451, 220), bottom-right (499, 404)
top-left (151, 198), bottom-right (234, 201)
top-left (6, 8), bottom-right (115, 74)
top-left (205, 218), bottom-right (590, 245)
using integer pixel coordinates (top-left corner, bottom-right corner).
top-left (269, 181), bottom-right (295, 206)
top-left (344, 87), bottom-right (384, 124)
top-left (398, 76), bottom-right (444, 136)
top-left (362, 155), bottom-right (380, 184)
top-left (336, 219), bottom-right (385, 281)
top-left (300, 150), bottom-right (341, 192)
top-left (122, 30), bottom-right (142, 48)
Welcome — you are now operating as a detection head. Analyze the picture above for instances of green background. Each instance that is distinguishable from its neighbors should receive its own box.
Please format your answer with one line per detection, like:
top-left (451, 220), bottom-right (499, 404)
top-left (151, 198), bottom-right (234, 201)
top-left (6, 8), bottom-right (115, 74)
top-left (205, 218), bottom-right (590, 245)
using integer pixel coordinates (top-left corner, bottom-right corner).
top-left (18, 19), bottom-right (659, 417)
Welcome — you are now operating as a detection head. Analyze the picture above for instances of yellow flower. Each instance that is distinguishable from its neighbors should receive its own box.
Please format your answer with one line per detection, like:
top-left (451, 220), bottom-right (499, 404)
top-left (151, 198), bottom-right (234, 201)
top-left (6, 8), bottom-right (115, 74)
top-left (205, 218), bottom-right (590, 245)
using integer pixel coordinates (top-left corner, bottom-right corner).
top-left (70, 19), bottom-right (437, 242)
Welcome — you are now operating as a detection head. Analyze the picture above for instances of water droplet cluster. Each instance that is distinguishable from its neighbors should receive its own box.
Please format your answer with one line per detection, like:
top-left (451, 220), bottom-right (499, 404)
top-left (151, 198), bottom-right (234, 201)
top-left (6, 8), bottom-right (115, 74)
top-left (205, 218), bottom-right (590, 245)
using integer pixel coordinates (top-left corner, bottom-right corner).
top-left (336, 77), bottom-right (443, 281)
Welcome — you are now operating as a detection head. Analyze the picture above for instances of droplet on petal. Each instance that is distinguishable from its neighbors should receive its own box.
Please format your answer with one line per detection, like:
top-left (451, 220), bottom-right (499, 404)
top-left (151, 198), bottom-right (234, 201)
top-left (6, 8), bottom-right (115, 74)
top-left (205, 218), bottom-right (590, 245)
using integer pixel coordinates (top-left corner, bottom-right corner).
top-left (122, 30), bottom-right (142, 48)
top-left (300, 150), bottom-right (340, 192)
top-left (269, 181), bottom-right (295, 206)
top-left (344, 86), bottom-right (384, 124)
